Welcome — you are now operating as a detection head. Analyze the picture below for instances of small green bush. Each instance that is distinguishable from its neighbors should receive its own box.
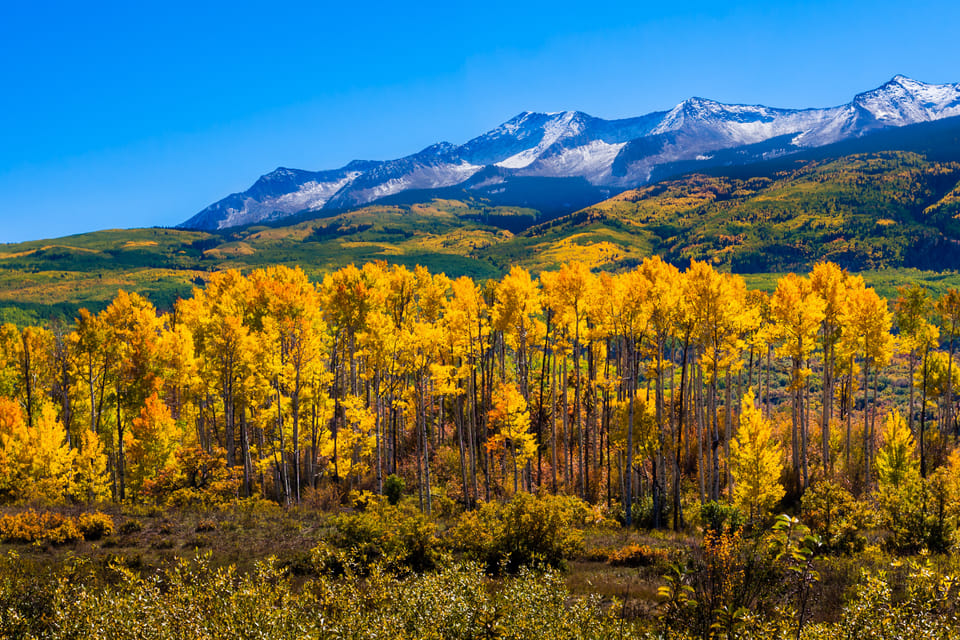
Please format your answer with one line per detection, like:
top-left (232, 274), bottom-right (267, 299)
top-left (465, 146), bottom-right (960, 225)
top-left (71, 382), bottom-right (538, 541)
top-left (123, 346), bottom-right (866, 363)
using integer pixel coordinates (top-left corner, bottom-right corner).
top-left (801, 480), bottom-right (870, 554)
top-left (448, 492), bottom-right (591, 573)
top-left (698, 500), bottom-right (744, 534)
top-left (384, 474), bottom-right (405, 506)
top-left (118, 519), bottom-right (143, 535)
top-left (328, 499), bottom-right (440, 574)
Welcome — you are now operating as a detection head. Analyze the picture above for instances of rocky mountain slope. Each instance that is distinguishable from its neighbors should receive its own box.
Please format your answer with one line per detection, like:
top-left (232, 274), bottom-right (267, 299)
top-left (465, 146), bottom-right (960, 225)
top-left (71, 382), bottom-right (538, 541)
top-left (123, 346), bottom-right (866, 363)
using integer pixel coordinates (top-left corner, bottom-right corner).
top-left (181, 76), bottom-right (960, 231)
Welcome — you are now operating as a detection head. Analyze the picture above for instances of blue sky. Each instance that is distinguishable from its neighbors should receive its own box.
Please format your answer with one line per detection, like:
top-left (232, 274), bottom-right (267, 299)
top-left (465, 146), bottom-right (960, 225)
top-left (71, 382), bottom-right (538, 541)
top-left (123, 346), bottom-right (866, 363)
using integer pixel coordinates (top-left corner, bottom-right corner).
top-left (1, 0), bottom-right (959, 243)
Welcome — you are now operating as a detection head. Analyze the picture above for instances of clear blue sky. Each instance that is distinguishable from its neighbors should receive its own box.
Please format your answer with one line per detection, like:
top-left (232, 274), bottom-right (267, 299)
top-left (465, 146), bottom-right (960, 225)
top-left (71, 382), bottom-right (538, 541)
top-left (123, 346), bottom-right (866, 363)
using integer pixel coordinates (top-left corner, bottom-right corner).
top-left (2, 0), bottom-right (959, 243)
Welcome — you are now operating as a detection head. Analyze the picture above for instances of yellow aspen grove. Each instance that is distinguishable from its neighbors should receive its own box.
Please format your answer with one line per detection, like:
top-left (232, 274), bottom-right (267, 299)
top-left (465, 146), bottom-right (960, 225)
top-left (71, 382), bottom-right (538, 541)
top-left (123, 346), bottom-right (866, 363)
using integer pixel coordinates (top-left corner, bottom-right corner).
top-left (0, 259), bottom-right (914, 529)
top-left (730, 389), bottom-right (784, 522)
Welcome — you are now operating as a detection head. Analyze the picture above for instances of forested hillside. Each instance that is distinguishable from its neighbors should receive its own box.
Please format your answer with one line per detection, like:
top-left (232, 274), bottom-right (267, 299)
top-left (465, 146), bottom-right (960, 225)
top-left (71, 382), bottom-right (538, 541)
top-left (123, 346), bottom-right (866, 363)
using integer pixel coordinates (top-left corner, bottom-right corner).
top-left (5, 259), bottom-right (960, 637)
top-left (0, 258), bottom-right (954, 514)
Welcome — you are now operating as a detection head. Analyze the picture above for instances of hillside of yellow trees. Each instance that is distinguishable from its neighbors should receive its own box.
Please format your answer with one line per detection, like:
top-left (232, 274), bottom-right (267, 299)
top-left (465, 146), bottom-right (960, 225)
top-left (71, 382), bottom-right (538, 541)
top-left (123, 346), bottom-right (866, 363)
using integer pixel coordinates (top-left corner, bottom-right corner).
top-left (6, 259), bottom-right (960, 638)
top-left (1, 258), bottom-right (957, 529)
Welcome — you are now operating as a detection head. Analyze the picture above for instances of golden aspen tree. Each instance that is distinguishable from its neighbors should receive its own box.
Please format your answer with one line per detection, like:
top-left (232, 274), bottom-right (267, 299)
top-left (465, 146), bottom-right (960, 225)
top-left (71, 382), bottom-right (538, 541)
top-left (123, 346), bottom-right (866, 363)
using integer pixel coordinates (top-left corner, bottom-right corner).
top-left (101, 290), bottom-right (165, 500)
top-left (487, 382), bottom-right (536, 493)
top-left (810, 262), bottom-right (850, 474)
top-left (442, 275), bottom-right (490, 506)
top-left (492, 266), bottom-right (541, 491)
top-left (70, 427), bottom-right (110, 503)
top-left (894, 284), bottom-right (939, 476)
top-left (126, 392), bottom-right (180, 497)
top-left (770, 273), bottom-right (825, 490)
top-left (71, 308), bottom-right (114, 438)
top-left (321, 264), bottom-right (373, 488)
top-left (875, 409), bottom-right (919, 491)
top-left (492, 266), bottom-right (541, 393)
top-left (730, 389), bottom-right (784, 522)
top-left (840, 276), bottom-right (894, 489)
top-left (0, 398), bottom-right (76, 503)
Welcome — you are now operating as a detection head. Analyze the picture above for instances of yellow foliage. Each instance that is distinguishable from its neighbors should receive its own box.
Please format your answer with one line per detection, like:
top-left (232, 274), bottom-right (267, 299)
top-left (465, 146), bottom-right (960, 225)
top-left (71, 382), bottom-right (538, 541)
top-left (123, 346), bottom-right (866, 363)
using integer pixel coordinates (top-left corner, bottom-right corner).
top-left (71, 428), bottom-right (110, 503)
top-left (126, 393), bottom-right (181, 496)
top-left (876, 409), bottom-right (919, 492)
top-left (487, 383), bottom-right (536, 491)
top-left (730, 390), bottom-right (784, 521)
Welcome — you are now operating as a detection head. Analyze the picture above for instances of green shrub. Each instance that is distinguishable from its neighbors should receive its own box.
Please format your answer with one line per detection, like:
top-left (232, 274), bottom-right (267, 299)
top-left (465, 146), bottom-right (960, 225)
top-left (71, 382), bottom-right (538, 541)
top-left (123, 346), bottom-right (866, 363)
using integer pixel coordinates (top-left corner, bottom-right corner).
top-left (328, 499), bottom-right (440, 574)
top-left (801, 479), bottom-right (870, 554)
top-left (384, 474), bottom-right (405, 506)
top-left (698, 500), bottom-right (744, 534)
top-left (447, 492), bottom-right (591, 573)
top-left (118, 519), bottom-right (142, 535)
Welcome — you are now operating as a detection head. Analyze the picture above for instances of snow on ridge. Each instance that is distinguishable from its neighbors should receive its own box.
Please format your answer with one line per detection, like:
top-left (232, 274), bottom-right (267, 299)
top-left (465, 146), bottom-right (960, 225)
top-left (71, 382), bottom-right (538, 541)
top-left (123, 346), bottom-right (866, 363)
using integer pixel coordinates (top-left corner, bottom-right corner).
top-left (343, 161), bottom-right (483, 206)
top-left (516, 140), bottom-right (627, 182)
top-left (494, 111), bottom-right (588, 168)
top-left (190, 76), bottom-right (960, 231)
top-left (218, 171), bottom-right (362, 229)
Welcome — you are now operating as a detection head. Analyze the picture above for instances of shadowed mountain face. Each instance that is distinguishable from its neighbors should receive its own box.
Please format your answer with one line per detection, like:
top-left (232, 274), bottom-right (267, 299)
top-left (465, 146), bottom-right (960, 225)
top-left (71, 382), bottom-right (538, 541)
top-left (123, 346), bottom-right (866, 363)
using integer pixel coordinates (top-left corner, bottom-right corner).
top-left (180, 76), bottom-right (960, 231)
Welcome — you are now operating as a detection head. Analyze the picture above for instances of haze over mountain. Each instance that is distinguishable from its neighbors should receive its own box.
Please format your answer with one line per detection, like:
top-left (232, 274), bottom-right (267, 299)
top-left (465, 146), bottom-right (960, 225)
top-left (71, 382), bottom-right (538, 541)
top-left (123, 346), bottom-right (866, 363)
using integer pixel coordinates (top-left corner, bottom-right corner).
top-left (180, 75), bottom-right (960, 231)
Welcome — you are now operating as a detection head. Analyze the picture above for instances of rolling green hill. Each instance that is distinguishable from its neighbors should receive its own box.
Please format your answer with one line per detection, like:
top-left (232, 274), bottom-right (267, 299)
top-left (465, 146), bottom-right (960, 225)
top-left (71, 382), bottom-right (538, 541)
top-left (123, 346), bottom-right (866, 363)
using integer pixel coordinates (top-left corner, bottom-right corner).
top-left (515, 150), bottom-right (960, 273)
top-left (6, 136), bottom-right (960, 325)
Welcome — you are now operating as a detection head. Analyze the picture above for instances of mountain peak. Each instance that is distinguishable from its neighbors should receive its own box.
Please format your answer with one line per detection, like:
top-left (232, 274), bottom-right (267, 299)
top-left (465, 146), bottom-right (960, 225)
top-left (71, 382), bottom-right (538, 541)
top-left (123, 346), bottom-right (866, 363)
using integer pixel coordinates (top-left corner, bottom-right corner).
top-left (180, 75), bottom-right (960, 231)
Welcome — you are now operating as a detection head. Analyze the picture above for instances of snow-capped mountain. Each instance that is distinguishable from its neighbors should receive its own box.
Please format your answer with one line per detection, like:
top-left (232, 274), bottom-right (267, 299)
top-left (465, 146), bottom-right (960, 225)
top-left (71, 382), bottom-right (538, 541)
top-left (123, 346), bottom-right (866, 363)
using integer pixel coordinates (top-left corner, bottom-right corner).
top-left (180, 75), bottom-right (960, 231)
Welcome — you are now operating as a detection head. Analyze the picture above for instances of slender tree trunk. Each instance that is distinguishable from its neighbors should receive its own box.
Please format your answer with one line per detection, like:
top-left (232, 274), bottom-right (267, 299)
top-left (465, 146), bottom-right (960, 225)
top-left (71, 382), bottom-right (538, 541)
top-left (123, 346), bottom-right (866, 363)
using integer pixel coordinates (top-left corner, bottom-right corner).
top-left (921, 345), bottom-right (929, 478)
top-left (625, 336), bottom-right (635, 526)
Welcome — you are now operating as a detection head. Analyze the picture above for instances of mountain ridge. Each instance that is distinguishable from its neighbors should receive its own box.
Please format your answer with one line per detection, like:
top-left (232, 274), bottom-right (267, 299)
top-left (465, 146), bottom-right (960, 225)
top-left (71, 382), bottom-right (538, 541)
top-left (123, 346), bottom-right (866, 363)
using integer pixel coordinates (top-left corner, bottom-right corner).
top-left (180, 76), bottom-right (960, 231)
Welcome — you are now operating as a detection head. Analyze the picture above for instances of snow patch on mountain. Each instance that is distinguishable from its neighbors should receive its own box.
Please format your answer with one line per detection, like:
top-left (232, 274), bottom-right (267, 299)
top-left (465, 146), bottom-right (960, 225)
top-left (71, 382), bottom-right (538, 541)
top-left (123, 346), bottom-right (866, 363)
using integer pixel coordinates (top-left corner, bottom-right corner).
top-left (342, 161), bottom-right (483, 204)
top-left (495, 111), bottom-right (589, 168)
top-left (217, 171), bottom-right (362, 229)
top-left (181, 75), bottom-right (960, 231)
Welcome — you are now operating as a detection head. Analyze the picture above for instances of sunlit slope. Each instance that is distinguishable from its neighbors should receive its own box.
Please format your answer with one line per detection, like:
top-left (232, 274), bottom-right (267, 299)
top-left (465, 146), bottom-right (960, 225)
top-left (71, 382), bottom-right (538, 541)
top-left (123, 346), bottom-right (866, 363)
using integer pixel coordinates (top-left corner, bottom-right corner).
top-left (6, 149), bottom-right (960, 325)
top-left (503, 151), bottom-right (960, 273)
top-left (0, 201), bottom-right (524, 322)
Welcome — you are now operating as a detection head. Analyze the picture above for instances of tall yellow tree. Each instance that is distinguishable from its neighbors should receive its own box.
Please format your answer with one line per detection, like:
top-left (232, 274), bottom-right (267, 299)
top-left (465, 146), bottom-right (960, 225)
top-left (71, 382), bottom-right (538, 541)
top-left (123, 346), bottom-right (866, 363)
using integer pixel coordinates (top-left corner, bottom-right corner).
top-left (810, 261), bottom-right (850, 474)
top-left (487, 382), bottom-right (536, 493)
top-left (840, 276), bottom-right (894, 488)
top-left (126, 392), bottom-right (181, 497)
top-left (730, 389), bottom-right (784, 522)
top-left (894, 284), bottom-right (938, 476)
top-left (770, 273), bottom-right (825, 490)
